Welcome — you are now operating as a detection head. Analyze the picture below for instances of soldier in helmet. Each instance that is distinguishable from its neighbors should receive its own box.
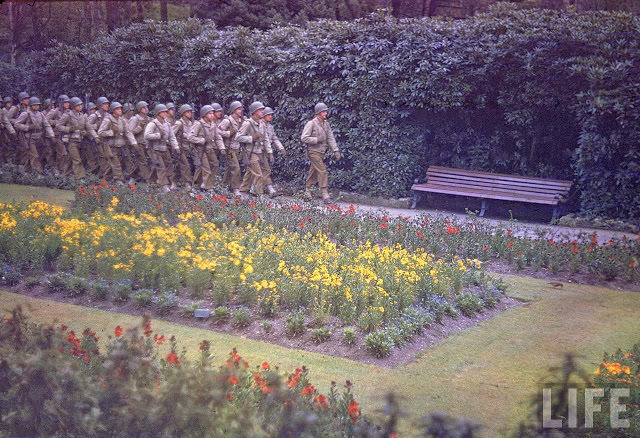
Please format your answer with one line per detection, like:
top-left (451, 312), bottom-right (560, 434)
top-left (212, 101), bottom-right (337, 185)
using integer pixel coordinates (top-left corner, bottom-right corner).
top-left (36, 98), bottom-right (56, 171)
top-left (189, 105), bottom-right (225, 191)
top-left (301, 102), bottom-right (341, 204)
top-left (12, 92), bottom-right (30, 169)
top-left (98, 101), bottom-right (138, 184)
top-left (262, 106), bottom-right (286, 196)
top-left (56, 97), bottom-right (99, 180)
top-left (0, 97), bottom-right (17, 165)
top-left (43, 99), bottom-right (53, 113)
top-left (236, 101), bottom-right (271, 197)
top-left (123, 103), bottom-right (135, 121)
top-left (87, 102), bottom-right (97, 116)
top-left (47, 94), bottom-right (72, 176)
top-left (219, 101), bottom-right (245, 197)
top-left (165, 103), bottom-right (176, 125)
top-left (127, 101), bottom-right (153, 185)
top-left (14, 97), bottom-right (55, 174)
top-left (17, 92), bottom-right (30, 115)
top-left (144, 104), bottom-right (180, 193)
top-left (172, 104), bottom-right (196, 190)
top-left (88, 97), bottom-right (111, 178)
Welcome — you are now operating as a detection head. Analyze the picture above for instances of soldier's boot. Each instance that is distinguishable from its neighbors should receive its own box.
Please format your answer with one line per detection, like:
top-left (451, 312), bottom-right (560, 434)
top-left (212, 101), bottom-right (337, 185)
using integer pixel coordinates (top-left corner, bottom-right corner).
top-left (200, 182), bottom-right (207, 190)
top-left (321, 188), bottom-right (333, 205)
top-left (128, 177), bottom-right (136, 186)
top-left (302, 189), bottom-right (313, 201)
top-left (184, 183), bottom-right (192, 191)
top-left (265, 185), bottom-right (276, 196)
top-left (161, 185), bottom-right (171, 194)
top-left (232, 189), bottom-right (242, 197)
top-left (170, 181), bottom-right (177, 191)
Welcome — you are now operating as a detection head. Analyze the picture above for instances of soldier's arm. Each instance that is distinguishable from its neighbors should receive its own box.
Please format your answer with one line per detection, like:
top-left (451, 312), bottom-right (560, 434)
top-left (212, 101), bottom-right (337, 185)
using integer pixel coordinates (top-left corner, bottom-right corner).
top-left (2, 112), bottom-right (16, 135)
top-left (144, 121), bottom-right (160, 142)
top-left (14, 112), bottom-right (31, 132)
top-left (97, 117), bottom-right (113, 138)
top-left (84, 116), bottom-right (99, 140)
top-left (301, 120), bottom-right (317, 145)
top-left (186, 122), bottom-right (205, 145)
top-left (218, 118), bottom-right (231, 138)
top-left (124, 121), bottom-right (138, 145)
top-left (45, 109), bottom-right (57, 124)
top-left (262, 124), bottom-right (273, 154)
top-left (128, 116), bottom-right (142, 135)
top-left (168, 126), bottom-right (179, 151)
top-left (234, 120), bottom-right (253, 144)
top-left (271, 126), bottom-right (285, 152)
top-left (215, 128), bottom-right (225, 151)
top-left (43, 116), bottom-right (55, 138)
top-left (56, 113), bottom-right (71, 133)
top-left (326, 123), bottom-right (339, 152)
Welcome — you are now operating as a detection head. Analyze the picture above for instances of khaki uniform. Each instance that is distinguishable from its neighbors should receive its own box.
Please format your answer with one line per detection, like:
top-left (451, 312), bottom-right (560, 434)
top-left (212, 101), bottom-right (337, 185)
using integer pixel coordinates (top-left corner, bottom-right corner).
top-left (127, 114), bottom-right (153, 183)
top-left (56, 110), bottom-right (99, 179)
top-left (14, 110), bottom-right (55, 173)
top-left (236, 117), bottom-right (271, 194)
top-left (144, 117), bottom-right (179, 187)
top-left (13, 104), bottom-right (30, 169)
top-left (0, 108), bottom-right (16, 164)
top-left (46, 107), bottom-right (71, 174)
top-left (189, 119), bottom-right (224, 189)
top-left (172, 117), bottom-right (195, 186)
top-left (263, 121), bottom-right (285, 187)
top-left (98, 113), bottom-right (137, 182)
top-left (301, 117), bottom-right (339, 190)
top-left (219, 115), bottom-right (244, 189)
top-left (88, 110), bottom-right (111, 178)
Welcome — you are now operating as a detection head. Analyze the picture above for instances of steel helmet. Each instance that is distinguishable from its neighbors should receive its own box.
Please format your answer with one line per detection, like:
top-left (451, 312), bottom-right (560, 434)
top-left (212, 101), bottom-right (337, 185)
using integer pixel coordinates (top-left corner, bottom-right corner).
top-left (136, 101), bottom-right (149, 112)
top-left (123, 102), bottom-right (133, 112)
top-left (263, 107), bottom-right (274, 116)
top-left (18, 91), bottom-right (30, 101)
top-left (200, 105), bottom-right (214, 118)
top-left (153, 103), bottom-right (168, 115)
top-left (211, 103), bottom-right (223, 112)
top-left (58, 94), bottom-right (70, 103)
top-left (178, 104), bottom-right (193, 116)
top-left (110, 101), bottom-right (123, 112)
top-left (96, 96), bottom-right (110, 106)
top-left (166, 102), bottom-right (175, 110)
top-left (70, 97), bottom-right (83, 107)
top-left (3, 96), bottom-right (12, 104)
top-left (43, 98), bottom-right (52, 107)
top-left (229, 101), bottom-right (243, 113)
top-left (88, 102), bottom-right (97, 110)
top-left (248, 101), bottom-right (265, 115)
top-left (314, 102), bottom-right (329, 114)
top-left (29, 97), bottom-right (41, 106)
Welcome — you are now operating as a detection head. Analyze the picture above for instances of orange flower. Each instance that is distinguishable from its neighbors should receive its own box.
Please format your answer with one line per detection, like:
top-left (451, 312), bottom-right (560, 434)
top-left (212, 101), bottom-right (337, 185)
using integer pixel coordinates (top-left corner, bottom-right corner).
top-left (380, 223), bottom-right (388, 229)
top-left (348, 399), bottom-right (360, 423)
top-left (416, 231), bottom-right (424, 239)
top-left (507, 241), bottom-right (513, 249)
top-left (261, 361), bottom-right (270, 370)
top-left (154, 334), bottom-right (166, 345)
top-left (314, 394), bottom-right (328, 408)
top-left (144, 320), bottom-right (152, 336)
top-left (302, 384), bottom-right (315, 396)
top-left (114, 326), bottom-right (123, 337)
top-left (165, 352), bottom-right (180, 365)
top-left (228, 374), bottom-right (239, 385)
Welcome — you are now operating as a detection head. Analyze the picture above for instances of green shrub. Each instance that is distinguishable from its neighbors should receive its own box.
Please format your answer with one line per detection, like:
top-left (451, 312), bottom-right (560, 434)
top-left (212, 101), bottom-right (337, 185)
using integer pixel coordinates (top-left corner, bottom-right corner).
top-left (90, 279), bottom-right (109, 300)
top-left (114, 279), bottom-right (133, 302)
top-left (231, 307), bottom-right (252, 328)
top-left (261, 320), bottom-right (272, 333)
top-left (213, 306), bottom-right (230, 324)
top-left (24, 276), bottom-right (41, 289)
top-left (179, 301), bottom-right (201, 316)
top-left (357, 308), bottom-right (383, 333)
top-left (133, 288), bottom-right (155, 307)
top-left (310, 327), bottom-right (330, 344)
top-left (0, 264), bottom-right (21, 286)
top-left (343, 328), bottom-right (357, 346)
top-left (365, 331), bottom-right (393, 358)
top-left (45, 272), bottom-right (70, 293)
top-left (67, 276), bottom-right (89, 297)
top-left (285, 311), bottom-right (306, 337)
top-left (153, 290), bottom-right (178, 313)
top-left (455, 292), bottom-right (484, 317)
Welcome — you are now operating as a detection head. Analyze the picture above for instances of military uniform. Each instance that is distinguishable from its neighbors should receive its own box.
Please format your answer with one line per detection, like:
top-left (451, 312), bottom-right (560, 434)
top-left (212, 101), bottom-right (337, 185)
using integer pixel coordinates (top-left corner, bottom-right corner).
top-left (236, 102), bottom-right (271, 195)
top-left (301, 103), bottom-right (340, 202)
top-left (88, 105), bottom-right (111, 178)
top-left (262, 108), bottom-right (285, 194)
top-left (127, 104), bottom-right (153, 184)
top-left (189, 106), bottom-right (225, 190)
top-left (0, 100), bottom-right (17, 165)
top-left (56, 100), bottom-right (99, 180)
top-left (97, 103), bottom-right (137, 183)
top-left (14, 101), bottom-right (55, 174)
top-left (144, 107), bottom-right (179, 190)
top-left (172, 105), bottom-right (196, 188)
top-left (219, 103), bottom-right (244, 192)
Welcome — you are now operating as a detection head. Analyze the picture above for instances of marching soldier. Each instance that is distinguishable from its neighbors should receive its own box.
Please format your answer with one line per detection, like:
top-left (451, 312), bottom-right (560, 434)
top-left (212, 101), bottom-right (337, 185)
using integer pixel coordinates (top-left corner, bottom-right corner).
top-left (123, 103), bottom-right (135, 121)
top-left (56, 97), bottom-right (99, 180)
top-left (98, 101), bottom-right (138, 184)
top-left (17, 92), bottom-right (30, 115)
top-left (262, 106), bottom-right (286, 196)
top-left (189, 105), bottom-right (225, 191)
top-left (144, 104), bottom-right (180, 193)
top-left (236, 101), bottom-right (271, 197)
top-left (88, 97), bottom-right (111, 178)
top-left (14, 97), bottom-right (55, 174)
top-left (87, 102), bottom-right (97, 116)
top-left (219, 101), bottom-right (245, 197)
top-left (301, 102), bottom-right (341, 204)
top-left (38, 98), bottom-right (56, 172)
top-left (13, 92), bottom-right (30, 170)
top-left (165, 103), bottom-right (176, 125)
top-left (172, 104), bottom-right (196, 190)
top-left (47, 94), bottom-right (72, 176)
top-left (0, 97), bottom-right (17, 165)
top-left (127, 101), bottom-right (153, 185)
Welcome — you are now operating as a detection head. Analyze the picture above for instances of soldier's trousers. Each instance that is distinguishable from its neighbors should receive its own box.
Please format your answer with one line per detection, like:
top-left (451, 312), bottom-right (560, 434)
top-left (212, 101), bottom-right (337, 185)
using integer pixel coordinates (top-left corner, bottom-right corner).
top-left (204, 148), bottom-right (221, 189)
top-left (96, 142), bottom-right (112, 179)
top-left (68, 141), bottom-right (86, 179)
top-left (125, 143), bottom-right (152, 183)
top-left (0, 131), bottom-right (14, 164)
top-left (104, 143), bottom-right (124, 182)
top-left (261, 155), bottom-right (273, 187)
top-left (305, 149), bottom-right (329, 189)
top-left (55, 138), bottom-right (71, 175)
top-left (176, 147), bottom-right (193, 186)
top-left (239, 152), bottom-right (264, 194)
top-left (192, 144), bottom-right (213, 190)
top-left (22, 135), bottom-right (43, 174)
top-left (223, 149), bottom-right (242, 190)
top-left (39, 138), bottom-right (56, 171)
top-left (82, 140), bottom-right (100, 175)
top-left (152, 149), bottom-right (174, 187)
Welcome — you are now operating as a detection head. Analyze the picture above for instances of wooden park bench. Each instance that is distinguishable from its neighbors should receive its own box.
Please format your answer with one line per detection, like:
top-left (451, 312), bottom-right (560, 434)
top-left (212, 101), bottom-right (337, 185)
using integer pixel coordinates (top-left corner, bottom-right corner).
top-left (410, 166), bottom-right (572, 222)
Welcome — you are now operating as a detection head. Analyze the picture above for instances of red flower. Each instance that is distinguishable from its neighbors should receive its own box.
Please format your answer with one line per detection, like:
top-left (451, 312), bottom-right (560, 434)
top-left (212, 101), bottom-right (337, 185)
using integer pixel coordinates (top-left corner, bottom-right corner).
top-left (226, 392), bottom-right (234, 401)
top-left (416, 231), bottom-right (424, 239)
top-left (571, 245), bottom-right (579, 254)
top-left (314, 394), bottom-right (328, 408)
top-left (60, 324), bottom-right (67, 332)
top-left (249, 201), bottom-right (255, 208)
top-left (483, 246), bottom-right (488, 251)
top-left (166, 352), bottom-right (180, 365)
top-left (261, 361), bottom-right (270, 370)
top-left (228, 373), bottom-right (239, 385)
top-left (382, 215), bottom-right (388, 222)
top-left (380, 223), bottom-right (388, 229)
top-left (348, 400), bottom-right (360, 423)
top-left (144, 320), bottom-right (152, 336)
top-left (507, 241), bottom-right (513, 249)
top-left (129, 184), bottom-right (135, 191)
top-left (114, 326), bottom-right (123, 337)
top-left (154, 334), bottom-right (166, 345)
top-left (196, 194), bottom-right (203, 201)
top-left (302, 384), bottom-right (315, 395)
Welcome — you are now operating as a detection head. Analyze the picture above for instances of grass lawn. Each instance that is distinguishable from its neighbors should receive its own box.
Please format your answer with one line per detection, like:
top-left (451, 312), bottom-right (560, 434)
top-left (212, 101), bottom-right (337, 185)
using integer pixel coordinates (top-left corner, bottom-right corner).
top-left (0, 183), bottom-right (75, 206)
top-left (3, 276), bottom-right (639, 437)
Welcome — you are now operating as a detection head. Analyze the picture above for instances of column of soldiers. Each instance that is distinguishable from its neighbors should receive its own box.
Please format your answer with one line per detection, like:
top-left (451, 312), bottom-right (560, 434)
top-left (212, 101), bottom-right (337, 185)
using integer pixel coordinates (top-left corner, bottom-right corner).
top-left (0, 93), bottom-right (340, 203)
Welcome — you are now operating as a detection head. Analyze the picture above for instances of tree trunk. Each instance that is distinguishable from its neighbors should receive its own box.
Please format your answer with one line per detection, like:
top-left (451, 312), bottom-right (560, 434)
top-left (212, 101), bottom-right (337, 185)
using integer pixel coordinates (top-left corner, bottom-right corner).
top-left (8, 2), bottom-right (24, 65)
top-left (137, 1), bottom-right (144, 21)
top-left (106, 1), bottom-right (121, 32)
top-left (421, 0), bottom-right (429, 16)
top-left (160, 1), bottom-right (168, 21)
top-left (428, 0), bottom-right (439, 16)
top-left (84, 1), bottom-right (93, 40)
top-left (391, 0), bottom-right (402, 17)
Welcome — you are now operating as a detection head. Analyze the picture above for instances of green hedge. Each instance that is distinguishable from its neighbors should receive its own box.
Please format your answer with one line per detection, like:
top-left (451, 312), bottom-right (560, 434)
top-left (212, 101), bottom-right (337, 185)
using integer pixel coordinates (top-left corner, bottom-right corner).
top-left (22, 3), bottom-right (640, 220)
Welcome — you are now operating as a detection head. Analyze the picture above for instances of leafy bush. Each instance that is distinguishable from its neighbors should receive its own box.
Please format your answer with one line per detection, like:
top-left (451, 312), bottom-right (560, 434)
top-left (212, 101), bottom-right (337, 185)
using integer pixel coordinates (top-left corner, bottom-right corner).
top-left (310, 327), bottom-right (331, 344)
top-left (477, 286), bottom-right (503, 309)
top-left (67, 276), bottom-right (90, 297)
top-left (285, 311), bottom-right (306, 337)
top-left (365, 331), bottom-right (394, 358)
top-left (0, 264), bottom-right (21, 286)
top-left (213, 306), bottom-right (230, 324)
top-left (343, 328), bottom-right (357, 346)
top-left (261, 320), bottom-right (272, 333)
top-left (24, 276), bottom-right (41, 289)
top-left (45, 272), bottom-right (70, 293)
top-left (455, 292), bottom-right (484, 317)
top-left (133, 288), bottom-right (155, 307)
top-left (153, 290), bottom-right (178, 313)
top-left (114, 279), bottom-right (133, 302)
top-left (90, 278), bottom-right (109, 300)
top-left (231, 307), bottom-right (252, 328)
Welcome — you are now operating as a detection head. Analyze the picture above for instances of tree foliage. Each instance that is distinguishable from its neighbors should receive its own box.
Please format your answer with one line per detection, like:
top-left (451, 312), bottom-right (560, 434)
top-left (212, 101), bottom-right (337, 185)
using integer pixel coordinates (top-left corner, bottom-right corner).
top-left (21, 4), bottom-right (640, 219)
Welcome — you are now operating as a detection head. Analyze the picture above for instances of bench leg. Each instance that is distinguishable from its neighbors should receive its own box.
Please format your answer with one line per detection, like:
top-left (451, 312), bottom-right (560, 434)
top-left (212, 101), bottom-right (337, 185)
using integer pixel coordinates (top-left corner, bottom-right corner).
top-left (480, 199), bottom-right (488, 217)
top-left (551, 205), bottom-right (563, 223)
top-left (411, 190), bottom-right (421, 209)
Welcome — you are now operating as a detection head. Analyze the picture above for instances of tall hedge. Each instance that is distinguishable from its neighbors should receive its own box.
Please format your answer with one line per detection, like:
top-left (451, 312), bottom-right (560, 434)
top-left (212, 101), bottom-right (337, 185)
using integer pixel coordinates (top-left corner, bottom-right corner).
top-left (22, 3), bottom-right (640, 220)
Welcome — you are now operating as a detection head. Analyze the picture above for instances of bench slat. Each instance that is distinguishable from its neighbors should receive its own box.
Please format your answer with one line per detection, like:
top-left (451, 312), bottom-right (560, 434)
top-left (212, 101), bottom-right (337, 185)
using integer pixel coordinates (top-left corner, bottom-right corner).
top-left (428, 166), bottom-right (572, 188)
top-left (411, 183), bottom-right (562, 205)
top-left (426, 176), bottom-right (568, 197)
top-left (427, 172), bottom-right (571, 191)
